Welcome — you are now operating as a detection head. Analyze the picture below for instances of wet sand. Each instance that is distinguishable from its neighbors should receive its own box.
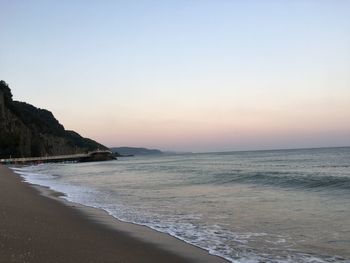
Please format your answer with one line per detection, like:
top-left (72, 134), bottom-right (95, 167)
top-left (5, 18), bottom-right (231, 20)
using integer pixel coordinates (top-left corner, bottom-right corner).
top-left (0, 164), bottom-right (227, 263)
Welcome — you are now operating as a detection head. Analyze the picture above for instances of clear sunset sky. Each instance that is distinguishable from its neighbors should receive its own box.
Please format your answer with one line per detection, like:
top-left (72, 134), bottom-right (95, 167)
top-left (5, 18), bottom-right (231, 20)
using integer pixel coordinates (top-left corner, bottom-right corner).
top-left (1, 1), bottom-right (350, 152)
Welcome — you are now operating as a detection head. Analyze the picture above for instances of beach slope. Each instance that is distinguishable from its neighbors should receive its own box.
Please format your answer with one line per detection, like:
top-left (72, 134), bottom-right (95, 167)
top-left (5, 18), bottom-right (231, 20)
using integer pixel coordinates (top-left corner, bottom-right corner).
top-left (0, 164), bottom-right (224, 263)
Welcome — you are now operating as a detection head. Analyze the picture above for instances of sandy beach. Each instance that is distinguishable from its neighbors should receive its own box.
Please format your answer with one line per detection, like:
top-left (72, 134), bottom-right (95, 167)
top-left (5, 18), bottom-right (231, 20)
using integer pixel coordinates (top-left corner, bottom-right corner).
top-left (0, 164), bottom-right (226, 263)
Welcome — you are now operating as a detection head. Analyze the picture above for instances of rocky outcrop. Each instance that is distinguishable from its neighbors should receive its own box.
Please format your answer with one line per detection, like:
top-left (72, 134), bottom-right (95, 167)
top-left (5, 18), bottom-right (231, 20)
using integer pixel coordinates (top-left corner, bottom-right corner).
top-left (0, 80), bottom-right (107, 158)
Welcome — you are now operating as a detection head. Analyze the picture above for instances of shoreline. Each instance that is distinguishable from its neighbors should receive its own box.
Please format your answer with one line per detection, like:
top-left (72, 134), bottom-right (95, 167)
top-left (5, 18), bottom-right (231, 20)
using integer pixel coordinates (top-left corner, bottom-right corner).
top-left (0, 164), bottom-right (227, 263)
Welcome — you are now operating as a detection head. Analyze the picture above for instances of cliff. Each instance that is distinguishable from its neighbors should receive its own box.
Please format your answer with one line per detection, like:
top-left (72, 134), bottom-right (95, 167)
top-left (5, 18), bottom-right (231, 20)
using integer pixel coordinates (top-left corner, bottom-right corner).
top-left (0, 80), bottom-right (107, 158)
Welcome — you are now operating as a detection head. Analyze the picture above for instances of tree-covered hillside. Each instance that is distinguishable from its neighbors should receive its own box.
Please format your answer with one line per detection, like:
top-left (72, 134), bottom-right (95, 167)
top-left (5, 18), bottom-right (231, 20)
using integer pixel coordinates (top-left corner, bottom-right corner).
top-left (0, 80), bottom-right (107, 158)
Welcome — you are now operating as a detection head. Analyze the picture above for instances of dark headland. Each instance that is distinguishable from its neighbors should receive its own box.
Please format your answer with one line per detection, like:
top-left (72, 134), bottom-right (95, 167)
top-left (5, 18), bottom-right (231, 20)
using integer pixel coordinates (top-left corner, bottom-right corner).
top-left (0, 80), bottom-right (115, 162)
top-left (111, 146), bottom-right (163, 156)
top-left (0, 81), bottom-right (227, 262)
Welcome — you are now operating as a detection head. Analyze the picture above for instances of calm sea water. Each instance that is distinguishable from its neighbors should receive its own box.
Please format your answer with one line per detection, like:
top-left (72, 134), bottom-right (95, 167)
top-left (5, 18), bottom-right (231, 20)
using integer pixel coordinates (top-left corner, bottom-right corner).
top-left (13, 147), bottom-right (350, 263)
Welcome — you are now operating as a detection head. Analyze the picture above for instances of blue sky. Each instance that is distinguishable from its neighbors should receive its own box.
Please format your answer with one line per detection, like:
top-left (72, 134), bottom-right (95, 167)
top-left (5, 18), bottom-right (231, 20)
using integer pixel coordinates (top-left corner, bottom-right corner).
top-left (1, 1), bottom-right (350, 151)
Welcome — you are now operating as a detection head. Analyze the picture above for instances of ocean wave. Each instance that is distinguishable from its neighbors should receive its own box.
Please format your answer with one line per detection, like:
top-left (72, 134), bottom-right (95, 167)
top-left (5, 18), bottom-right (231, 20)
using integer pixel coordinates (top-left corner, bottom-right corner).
top-left (10, 164), bottom-right (350, 263)
top-left (210, 171), bottom-right (350, 191)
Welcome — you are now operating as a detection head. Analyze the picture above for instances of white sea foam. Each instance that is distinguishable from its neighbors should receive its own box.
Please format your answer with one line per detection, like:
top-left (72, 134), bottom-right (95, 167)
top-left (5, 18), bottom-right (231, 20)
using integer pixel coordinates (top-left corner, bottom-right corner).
top-left (10, 148), bottom-right (350, 263)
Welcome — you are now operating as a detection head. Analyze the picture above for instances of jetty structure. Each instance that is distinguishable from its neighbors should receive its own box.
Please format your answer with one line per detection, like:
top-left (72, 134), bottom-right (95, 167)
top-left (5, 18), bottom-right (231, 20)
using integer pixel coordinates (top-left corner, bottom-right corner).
top-left (0, 150), bottom-right (116, 165)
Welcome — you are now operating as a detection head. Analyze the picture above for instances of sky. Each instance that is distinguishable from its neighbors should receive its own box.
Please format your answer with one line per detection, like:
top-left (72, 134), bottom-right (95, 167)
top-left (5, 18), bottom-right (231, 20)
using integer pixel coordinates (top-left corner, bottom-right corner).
top-left (1, 0), bottom-right (350, 152)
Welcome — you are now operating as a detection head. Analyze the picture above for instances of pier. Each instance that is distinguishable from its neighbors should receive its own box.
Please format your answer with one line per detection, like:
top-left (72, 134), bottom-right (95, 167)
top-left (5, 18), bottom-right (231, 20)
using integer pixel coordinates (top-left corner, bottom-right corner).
top-left (0, 150), bottom-right (116, 165)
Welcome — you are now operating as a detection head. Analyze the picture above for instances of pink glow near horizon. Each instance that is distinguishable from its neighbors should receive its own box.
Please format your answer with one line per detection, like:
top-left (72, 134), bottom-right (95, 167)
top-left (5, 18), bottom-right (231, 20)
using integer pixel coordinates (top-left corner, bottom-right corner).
top-left (69, 96), bottom-right (350, 151)
top-left (2, 1), bottom-right (350, 151)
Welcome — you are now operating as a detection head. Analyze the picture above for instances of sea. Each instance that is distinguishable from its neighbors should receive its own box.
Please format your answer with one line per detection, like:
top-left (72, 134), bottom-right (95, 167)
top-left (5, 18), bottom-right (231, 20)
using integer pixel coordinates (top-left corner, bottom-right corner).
top-left (12, 147), bottom-right (350, 263)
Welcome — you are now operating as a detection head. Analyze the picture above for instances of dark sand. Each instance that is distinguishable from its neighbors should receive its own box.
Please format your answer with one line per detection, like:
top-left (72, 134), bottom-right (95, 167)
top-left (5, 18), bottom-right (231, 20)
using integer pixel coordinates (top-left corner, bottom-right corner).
top-left (0, 164), bottom-right (227, 263)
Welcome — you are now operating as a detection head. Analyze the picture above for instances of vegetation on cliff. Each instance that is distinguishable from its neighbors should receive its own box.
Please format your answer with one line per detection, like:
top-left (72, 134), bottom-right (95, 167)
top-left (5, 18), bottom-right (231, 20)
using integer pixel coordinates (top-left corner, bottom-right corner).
top-left (0, 80), bottom-right (107, 158)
